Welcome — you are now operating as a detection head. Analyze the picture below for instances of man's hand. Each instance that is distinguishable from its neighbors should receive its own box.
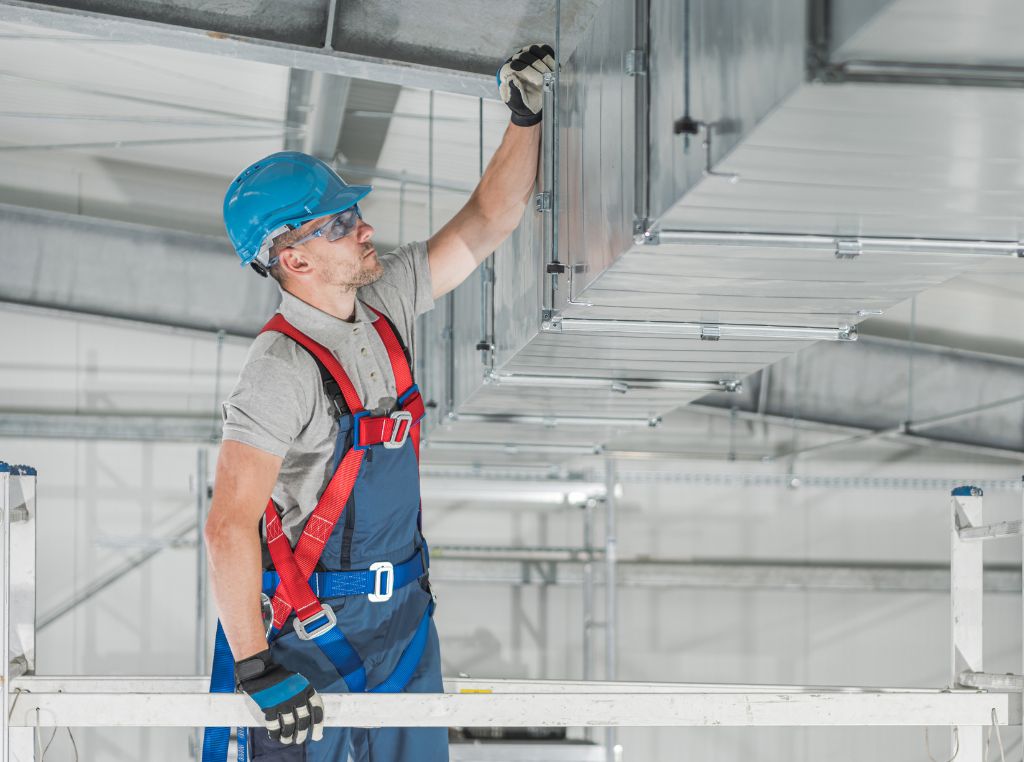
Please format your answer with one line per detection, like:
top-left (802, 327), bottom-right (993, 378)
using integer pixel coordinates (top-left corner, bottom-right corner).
top-left (236, 649), bottom-right (325, 745)
top-left (497, 44), bottom-right (555, 126)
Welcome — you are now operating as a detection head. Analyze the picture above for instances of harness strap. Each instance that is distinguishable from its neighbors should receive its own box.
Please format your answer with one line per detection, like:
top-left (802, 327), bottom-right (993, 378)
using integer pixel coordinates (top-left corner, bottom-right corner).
top-left (260, 308), bottom-right (422, 628)
top-left (204, 306), bottom-right (427, 762)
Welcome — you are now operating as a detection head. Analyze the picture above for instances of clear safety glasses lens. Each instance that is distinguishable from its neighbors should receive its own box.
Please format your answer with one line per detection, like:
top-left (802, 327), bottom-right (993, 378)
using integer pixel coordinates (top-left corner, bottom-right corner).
top-left (293, 207), bottom-right (362, 247)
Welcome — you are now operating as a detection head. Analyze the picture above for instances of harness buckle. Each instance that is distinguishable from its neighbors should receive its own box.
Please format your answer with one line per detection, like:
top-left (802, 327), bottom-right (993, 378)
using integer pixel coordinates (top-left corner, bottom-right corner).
top-left (293, 603), bottom-right (337, 641)
top-left (384, 410), bottom-right (413, 449)
top-left (368, 561), bottom-right (394, 602)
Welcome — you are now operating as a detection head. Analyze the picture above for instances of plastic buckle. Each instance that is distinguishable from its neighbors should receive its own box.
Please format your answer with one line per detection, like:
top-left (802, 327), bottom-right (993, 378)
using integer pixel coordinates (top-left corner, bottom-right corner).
top-left (352, 410), bottom-right (371, 451)
top-left (384, 411), bottom-right (413, 449)
top-left (368, 561), bottom-right (394, 602)
top-left (293, 603), bottom-right (337, 641)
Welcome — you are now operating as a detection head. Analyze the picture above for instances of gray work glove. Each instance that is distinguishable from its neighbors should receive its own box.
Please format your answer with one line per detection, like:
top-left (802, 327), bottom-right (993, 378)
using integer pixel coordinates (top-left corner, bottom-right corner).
top-left (236, 649), bottom-right (325, 746)
top-left (497, 44), bottom-right (555, 126)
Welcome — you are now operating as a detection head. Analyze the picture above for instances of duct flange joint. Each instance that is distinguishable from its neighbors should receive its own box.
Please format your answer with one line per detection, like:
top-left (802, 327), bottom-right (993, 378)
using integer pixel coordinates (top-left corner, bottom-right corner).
top-left (625, 49), bottom-right (646, 76)
top-left (546, 262), bottom-right (586, 275)
top-left (541, 309), bottom-right (562, 332)
top-left (700, 324), bottom-right (721, 342)
top-left (535, 192), bottom-right (552, 213)
top-left (835, 239), bottom-right (861, 259)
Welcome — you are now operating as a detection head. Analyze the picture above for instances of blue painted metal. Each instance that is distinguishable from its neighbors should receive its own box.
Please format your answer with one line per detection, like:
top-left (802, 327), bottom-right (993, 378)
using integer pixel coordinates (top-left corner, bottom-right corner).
top-left (951, 485), bottom-right (983, 497)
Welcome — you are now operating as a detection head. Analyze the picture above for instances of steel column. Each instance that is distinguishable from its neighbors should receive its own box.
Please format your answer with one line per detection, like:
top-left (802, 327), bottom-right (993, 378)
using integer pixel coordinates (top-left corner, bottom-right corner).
top-left (603, 460), bottom-right (619, 762)
top-left (950, 487), bottom-right (985, 762)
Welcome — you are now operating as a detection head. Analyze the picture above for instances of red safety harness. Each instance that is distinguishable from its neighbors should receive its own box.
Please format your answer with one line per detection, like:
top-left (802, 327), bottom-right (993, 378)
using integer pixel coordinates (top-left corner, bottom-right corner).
top-left (259, 305), bottom-right (426, 635)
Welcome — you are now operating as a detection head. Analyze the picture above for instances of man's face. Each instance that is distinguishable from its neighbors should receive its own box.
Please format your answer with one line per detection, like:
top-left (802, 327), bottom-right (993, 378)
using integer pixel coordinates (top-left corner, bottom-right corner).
top-left (286, 211), bottom-right (382, 290)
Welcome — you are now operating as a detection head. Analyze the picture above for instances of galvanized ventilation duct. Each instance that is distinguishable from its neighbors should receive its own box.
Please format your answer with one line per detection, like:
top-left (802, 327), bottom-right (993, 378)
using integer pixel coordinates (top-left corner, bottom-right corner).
top-left (420, 0), bottom-right (1022, 455)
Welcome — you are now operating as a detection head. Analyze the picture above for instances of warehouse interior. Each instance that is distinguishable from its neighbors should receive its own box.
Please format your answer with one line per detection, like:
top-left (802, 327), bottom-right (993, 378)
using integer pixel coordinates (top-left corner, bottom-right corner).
top-left (2, 0), bottom-right (1024, 760)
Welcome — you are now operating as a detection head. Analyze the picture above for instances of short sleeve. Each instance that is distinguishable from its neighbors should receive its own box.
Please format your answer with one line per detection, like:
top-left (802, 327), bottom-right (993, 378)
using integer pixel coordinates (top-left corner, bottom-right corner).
top-left (221, 354), bottom-right (312, 457)
top-left (373, 240), bottom-right (435, 318)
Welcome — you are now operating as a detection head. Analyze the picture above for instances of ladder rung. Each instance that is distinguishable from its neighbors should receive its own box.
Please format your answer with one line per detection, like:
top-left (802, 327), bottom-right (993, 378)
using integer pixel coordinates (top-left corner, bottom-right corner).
top-left (958, 671), bottom-right (1024, 692)
top-left (957, 519), bottom-right (1022, 541)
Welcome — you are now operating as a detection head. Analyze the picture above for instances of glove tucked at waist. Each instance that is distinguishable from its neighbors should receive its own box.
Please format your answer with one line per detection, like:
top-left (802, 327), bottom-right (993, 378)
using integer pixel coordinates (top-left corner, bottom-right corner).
top-left (497, 44), bottom-right (555, 126)
top-left (236, 649), bottom-right (325, 746)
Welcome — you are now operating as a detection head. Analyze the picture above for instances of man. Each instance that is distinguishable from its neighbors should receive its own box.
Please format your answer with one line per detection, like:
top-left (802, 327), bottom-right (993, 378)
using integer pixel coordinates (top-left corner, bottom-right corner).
top-left (202, 45), bottom-right (555, 762)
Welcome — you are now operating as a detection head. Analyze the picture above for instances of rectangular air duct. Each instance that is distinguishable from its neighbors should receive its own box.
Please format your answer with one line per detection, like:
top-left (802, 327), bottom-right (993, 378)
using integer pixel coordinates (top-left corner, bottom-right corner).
top-left (419, 0), bottom-right (1009, 455)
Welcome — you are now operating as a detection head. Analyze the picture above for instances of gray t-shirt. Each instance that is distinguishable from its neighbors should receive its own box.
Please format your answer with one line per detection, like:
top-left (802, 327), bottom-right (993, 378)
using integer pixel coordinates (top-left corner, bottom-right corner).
top-left (221, 240), bottom-right (434, 545)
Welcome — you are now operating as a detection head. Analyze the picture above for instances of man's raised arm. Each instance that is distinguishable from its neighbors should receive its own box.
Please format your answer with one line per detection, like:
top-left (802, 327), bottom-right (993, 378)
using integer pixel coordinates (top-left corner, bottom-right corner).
top-left (427, 44), bottom-right (553, 299)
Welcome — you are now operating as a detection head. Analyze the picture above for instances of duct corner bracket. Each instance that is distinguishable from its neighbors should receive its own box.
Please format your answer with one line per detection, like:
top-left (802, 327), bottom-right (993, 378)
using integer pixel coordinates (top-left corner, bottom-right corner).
top-left (837, 325), bottom-right (858, 342)
top-left (634, 220), bottom-right (659, 245)
top-left (541, 309), bottom-right (563, 332)
top-left (534, 192), bottom-right (552, 213)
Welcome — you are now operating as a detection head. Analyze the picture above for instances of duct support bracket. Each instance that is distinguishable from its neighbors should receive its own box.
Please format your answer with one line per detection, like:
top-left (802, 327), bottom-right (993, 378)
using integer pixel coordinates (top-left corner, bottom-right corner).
top-left (541, 309), bottom-right (563, 332)
top-left (672, 118), bottom-right (740, 183)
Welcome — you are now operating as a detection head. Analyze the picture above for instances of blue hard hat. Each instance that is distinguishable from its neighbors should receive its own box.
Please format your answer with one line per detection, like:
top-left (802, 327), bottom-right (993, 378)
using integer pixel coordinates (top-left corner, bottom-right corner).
top-left (223, 151), bottom-right (372, 271)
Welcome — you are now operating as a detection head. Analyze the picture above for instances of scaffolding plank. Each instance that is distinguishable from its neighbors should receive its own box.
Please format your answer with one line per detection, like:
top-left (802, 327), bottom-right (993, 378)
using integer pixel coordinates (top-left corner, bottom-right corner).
top-left (7, 683), bottom-right (1010, 728)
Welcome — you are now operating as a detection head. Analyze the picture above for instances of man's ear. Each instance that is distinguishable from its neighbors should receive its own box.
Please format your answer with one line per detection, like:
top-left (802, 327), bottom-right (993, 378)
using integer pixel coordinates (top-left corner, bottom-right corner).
top-left (278, 246), bottom-right (312, 278)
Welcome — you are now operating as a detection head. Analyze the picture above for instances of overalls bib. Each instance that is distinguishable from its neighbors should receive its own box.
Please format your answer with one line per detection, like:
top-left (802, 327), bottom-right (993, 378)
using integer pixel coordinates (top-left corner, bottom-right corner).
top-left (204, 305), bottom-right (448, 762)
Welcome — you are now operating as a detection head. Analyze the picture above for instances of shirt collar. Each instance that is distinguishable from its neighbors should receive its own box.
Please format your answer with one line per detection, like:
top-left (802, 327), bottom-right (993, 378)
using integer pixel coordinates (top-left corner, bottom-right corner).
top-left (277, 289), bottom-right (379, 346)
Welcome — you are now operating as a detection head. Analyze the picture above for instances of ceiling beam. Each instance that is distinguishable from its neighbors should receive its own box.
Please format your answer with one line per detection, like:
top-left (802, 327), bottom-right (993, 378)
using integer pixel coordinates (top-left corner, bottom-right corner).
top-left (0, 0), bottom-right (494, 99)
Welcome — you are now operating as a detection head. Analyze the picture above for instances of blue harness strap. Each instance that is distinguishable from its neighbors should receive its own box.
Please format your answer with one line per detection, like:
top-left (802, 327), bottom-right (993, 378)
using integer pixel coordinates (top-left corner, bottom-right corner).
top-left (202, 621), bottom-right (237, 761)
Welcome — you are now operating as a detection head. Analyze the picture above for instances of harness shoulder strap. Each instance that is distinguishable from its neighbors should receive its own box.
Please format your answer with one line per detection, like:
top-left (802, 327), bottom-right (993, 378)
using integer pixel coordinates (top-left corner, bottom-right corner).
top-left (364, 303), bottom-right (414, 394)
top-left (262, 313), bottom-right (364, 414)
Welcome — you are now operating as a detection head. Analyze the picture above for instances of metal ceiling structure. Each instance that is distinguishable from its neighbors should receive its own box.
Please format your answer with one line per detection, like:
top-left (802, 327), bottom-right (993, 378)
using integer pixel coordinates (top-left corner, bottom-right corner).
top-left (1, 0), bottom-right (1024, 467)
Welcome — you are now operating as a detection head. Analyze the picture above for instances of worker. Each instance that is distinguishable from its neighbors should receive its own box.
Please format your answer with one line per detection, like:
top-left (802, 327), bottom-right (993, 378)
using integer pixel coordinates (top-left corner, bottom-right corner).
top-left (202, 44), bottom-right (554, 762)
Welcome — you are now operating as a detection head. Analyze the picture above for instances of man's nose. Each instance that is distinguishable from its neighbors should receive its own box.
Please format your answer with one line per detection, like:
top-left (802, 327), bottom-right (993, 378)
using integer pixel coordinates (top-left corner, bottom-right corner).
top-left (356, 219), bottom-right (374, 241)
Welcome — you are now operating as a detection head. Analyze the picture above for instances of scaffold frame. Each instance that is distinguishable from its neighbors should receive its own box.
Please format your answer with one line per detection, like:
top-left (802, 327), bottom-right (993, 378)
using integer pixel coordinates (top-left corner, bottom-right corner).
top-left (1, 468), bottom-right (1021, 762)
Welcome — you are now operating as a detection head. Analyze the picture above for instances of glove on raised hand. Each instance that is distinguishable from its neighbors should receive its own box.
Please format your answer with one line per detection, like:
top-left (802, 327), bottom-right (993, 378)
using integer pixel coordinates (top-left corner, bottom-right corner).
top-left (236, 649), bottom-right (325, 746)
top-left (497, 44), bottom-right (555, 126)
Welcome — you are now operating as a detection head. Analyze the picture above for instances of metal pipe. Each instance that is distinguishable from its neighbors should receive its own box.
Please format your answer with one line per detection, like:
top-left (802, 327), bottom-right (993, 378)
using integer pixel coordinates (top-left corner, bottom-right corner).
top-left (38, 518), bottom-right (198, 630)
top-left (194, 449), bottom-right (209, 677)
top-left (552, 0), bottom-right (561, 283)
top-left (334, 161), bottom-right (474, 194)
top-left (398, 176), bottom-right (406, 242)
top-left (322, 0), bottom-right (339, 49)
top-left (486, 371), bottom-right (740, 393)
top-left (554, 317), bottom-right (856, 342)
top-left (780, 389), bottom-right (1024, 460)
top-left (958, 520), bottom-right (1022, 542)
top-left (582, 498), bottom-right (595, 742)
top-left (454, 412), bottom-right (660, 428)
top-left (833, 60), bottom-right (1024, 89)
top-left (688, 403), bottom-right (1024, 463)
top-left (0, 133), bottom-right (287, 153)
top-left (432, 545), bottom-right (603, 561)
top-left (957, 671), bottom-right (1024, 691)
top-left (604, 459), bottom-right (618, 762)
top-left (2, 468), bottom-right (11, 762)
top-left (658, 229), bottom-right (1024, 257)
top-left (422, 440), bottom-right (603, 456)
top-left (427, 557), bottom-right (1022, 595)
top-left (0, 70), bottom-right (289, 125)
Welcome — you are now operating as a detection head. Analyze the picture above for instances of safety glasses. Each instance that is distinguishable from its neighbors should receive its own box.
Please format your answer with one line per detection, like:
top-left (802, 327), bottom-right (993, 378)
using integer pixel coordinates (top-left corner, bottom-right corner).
top-left (290, 205), bottom-right (363, 248)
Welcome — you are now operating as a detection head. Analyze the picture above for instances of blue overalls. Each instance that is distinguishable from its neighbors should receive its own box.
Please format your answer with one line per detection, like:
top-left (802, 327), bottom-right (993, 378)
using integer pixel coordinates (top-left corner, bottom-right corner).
top-left (204, 306), bottom-right (449, 762)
